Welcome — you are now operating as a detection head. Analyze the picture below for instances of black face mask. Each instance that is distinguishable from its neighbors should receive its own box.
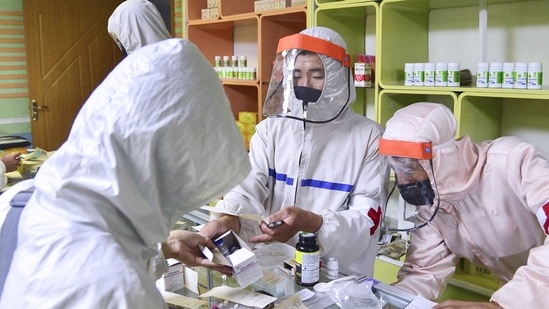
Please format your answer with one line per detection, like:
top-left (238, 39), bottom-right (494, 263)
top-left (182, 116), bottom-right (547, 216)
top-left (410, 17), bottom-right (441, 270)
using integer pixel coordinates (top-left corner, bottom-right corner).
top-left (294, 86), bottom-right (322, 104)
top-left (398, 179), bottom-right (435, 206)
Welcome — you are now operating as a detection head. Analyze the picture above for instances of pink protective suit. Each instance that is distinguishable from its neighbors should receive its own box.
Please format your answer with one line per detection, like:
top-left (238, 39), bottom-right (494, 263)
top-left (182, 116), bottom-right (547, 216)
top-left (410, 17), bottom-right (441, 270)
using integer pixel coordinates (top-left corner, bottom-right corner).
top-left (382, 103), bottom-right (549, 307)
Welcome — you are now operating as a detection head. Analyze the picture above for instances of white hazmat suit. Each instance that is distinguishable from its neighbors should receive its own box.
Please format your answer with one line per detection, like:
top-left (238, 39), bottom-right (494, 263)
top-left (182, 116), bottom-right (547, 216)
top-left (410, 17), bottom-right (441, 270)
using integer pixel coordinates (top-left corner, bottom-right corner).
top-left (214, 27), bottom-right (385, 276)
top-left (108, 0), bottom-right (171, 55)
top-left (381, 103), bottom-right (549, 307)
top-left (0, 38), bottom-right (250, 308)
top-left (0, 162), bottom-right (7, 191)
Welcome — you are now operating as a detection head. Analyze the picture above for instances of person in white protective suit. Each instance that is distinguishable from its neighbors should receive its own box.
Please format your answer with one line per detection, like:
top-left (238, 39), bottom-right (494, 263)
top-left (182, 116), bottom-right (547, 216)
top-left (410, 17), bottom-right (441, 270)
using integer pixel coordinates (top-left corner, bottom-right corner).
top-left (108, 0), bottom-right (171, 56)
top-left (108, 0), bottom-right (214, 268)
top-left (0, 152), bottom-right (19, 190)
top-left (0, 39), bottom-right (250, 308)
top-left (199, 26), bottom-right (386, 276)
top-left (378, 102), bottom-right (549, 308)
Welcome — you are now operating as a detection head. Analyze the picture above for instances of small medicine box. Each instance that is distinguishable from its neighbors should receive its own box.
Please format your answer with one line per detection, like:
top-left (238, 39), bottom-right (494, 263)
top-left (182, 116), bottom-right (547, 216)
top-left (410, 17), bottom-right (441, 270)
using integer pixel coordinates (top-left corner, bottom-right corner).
top-left (203, 230), bottom-right (263, 287)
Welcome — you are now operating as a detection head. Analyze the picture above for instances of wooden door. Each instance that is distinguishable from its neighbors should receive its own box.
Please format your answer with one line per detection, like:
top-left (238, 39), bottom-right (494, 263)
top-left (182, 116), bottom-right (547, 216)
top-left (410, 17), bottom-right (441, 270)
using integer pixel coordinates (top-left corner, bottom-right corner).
top-left (24, 0), bottom-right (124, 151)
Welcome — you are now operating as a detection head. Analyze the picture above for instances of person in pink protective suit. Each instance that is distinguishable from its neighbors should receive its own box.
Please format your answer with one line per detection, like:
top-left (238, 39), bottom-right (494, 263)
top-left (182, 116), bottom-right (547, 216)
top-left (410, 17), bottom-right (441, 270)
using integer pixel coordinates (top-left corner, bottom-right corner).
top-left (379, 102), bottom-right (548, 308)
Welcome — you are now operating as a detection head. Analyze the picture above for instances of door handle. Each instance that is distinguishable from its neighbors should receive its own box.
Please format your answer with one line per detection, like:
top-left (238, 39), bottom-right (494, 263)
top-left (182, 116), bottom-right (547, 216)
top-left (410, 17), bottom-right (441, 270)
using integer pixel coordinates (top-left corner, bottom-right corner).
top-left (31, 99), bottom-right (48, 121)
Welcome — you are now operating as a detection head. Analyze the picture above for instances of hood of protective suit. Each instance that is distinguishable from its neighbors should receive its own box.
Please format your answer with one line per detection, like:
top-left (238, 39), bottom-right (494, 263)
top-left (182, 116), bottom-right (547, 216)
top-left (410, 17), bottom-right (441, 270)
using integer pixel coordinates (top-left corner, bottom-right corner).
top-left (108, 0), bottom-right (171, 54)
top-left (263, 26), bottom-right (355, 123)
top-left (382, 103), bottom-right (482, 200)
top-left (34, 38), bottom-right (250, 247)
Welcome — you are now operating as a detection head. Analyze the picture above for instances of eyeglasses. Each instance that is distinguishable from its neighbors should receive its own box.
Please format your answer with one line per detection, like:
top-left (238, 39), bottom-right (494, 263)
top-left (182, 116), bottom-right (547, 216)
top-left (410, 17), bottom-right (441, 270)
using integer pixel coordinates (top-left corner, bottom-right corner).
top-left (381, 159), bottom-right (440, 234)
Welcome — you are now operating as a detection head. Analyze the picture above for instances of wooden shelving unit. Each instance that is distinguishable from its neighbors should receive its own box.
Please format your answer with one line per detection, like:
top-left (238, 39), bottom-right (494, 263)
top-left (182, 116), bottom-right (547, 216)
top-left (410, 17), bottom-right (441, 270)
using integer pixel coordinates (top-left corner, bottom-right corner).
top-left (186, 0), bottom-right (307, 121)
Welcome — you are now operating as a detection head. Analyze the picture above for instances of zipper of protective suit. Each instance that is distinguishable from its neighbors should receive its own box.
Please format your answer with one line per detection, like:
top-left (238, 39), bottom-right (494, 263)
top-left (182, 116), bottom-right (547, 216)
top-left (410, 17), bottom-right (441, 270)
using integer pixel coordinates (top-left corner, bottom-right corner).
top-left (293, 104), bottom-right (308, 203)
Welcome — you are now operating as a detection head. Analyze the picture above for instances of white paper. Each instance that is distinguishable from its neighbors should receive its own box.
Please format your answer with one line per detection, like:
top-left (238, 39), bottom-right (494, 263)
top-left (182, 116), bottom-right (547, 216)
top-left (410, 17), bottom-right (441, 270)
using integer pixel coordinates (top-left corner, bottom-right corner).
top-left (274, 293), bottom-right (308, 309)
top-left (254, 242), bottom-right (295, 268)
top-left (183, 266), bottom-right (199, 294)
top-left (200, 286), bottom-right (277, 308)
top-left (200, 205), bottom-right (265, 222)
top-left (297, 288), bottom-right (314, 302)
top-left (404, 295), bottom-right (438, 309)
top-left (161, 290), bottom-right (207, 309)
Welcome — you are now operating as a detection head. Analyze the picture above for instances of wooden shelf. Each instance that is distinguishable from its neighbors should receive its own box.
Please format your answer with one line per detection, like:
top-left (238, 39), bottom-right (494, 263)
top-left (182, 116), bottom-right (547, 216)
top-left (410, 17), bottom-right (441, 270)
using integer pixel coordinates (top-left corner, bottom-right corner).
top-left (186, 1), bottom-right (307, 122)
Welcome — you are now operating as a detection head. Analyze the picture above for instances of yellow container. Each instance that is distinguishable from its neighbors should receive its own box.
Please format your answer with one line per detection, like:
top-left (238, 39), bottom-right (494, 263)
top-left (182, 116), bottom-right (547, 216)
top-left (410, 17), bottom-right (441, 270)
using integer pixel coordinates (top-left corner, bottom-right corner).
top-left (238, 112), bottom-right (258, 124)
top-left (244, 123), bottom-right (256, 135)
top-left (235, 121), bottom-right (246, 134)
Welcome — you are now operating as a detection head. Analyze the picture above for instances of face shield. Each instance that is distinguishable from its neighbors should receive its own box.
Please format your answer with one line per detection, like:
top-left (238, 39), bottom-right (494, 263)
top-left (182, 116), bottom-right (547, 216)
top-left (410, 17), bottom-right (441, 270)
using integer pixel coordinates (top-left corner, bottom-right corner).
top-left (378, 138), bottom-right (440, 234)
top-left (263, 33), bottom-right (351, 123)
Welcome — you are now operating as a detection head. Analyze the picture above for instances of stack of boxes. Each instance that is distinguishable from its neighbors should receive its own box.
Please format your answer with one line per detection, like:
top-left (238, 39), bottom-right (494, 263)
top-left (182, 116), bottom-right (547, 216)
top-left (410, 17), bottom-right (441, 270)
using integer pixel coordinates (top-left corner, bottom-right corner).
top-left (254, 0), bottom-right (307, 12)
top-left (236, 112), bottom-right (258, 150)
top-left (201, 0), bottom-right (219, 20)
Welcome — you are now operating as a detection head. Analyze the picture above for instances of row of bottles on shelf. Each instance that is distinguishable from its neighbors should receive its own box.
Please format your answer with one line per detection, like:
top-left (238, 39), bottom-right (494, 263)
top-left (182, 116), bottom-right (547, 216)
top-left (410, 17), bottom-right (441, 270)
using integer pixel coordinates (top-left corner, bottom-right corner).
top-left (404, 62), bottom-right (544, 89)
top-left (214, 55), bottom-right (256, 80)
top-left (476, 62), bottom-right (543, 90)
top-left (404, 62), bottom-right (461, 87)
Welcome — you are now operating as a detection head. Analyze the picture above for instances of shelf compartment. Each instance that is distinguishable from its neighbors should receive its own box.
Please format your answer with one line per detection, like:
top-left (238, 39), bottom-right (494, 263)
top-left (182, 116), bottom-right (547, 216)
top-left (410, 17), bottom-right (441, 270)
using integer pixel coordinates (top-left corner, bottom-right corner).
top-left (379, 0), bottom-right (549, 89)
top-left (315, 0), bottom-right (379, 7)
top-left (219, 0), bottom-right (256, 18)
top-left (187, 17), bottom-right (259, 67)
top-left (186, 0), bottom-right (220, 22)
top-left (259, 9), bottom-right (307, 81)
top-left (315, 2), bottom-right (378, 117)
top-left (223, 83), bottom-right (261, 120)
top-left (456, 92), bottom-right (549, 157)
top-left (258, 8), bottom-right (307, 120)
top-left (377, 89), bottom-right (457, 126)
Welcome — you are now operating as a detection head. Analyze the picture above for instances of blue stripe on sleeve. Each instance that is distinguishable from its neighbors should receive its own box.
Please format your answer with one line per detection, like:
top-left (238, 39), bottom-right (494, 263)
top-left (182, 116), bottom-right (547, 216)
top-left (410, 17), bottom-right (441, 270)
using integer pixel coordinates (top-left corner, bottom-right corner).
top-left (269, 168), bottom-right (294, 185)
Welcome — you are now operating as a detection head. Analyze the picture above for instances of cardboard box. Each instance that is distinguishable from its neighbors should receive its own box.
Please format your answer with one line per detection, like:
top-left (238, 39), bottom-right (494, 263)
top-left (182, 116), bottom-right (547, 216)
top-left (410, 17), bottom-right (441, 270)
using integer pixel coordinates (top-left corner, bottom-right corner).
top-left (202, 231), bottom-right (263, 287)
top-left (354, 63), bottom-right (372, 87)
top-left (158, 259), bottom-right (184, 292)
top-left (244, 123), bottom-right (256, 135)
top-left (235, 121), bottom-right (246, 134)
top-left (238, 111), bottom-right (258, 124)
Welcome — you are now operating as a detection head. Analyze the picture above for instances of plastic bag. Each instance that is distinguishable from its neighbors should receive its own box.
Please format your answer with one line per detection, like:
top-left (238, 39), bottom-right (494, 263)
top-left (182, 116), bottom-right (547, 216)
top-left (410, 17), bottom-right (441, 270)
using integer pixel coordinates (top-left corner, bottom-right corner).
top-left (324, 277), bottom-right (386, 309)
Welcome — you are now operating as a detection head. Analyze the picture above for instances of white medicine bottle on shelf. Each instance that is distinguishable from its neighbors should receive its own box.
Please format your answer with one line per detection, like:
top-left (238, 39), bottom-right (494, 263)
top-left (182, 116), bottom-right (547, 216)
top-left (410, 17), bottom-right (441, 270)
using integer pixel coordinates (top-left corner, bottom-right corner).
top-left (502, 63), bottom-right (515, 89)
top-left (527, 62), bottom-right (543, 90)
top-left (404, 63), bottom-right (414, 86)
top-left (413, 63), bottom-right (424, 86)
top-left (488, 62), bottom-right (503, 88)
top-left (476, 62), bottom-right (489, 88)
top-left (447, 63), bottom-right (460, 87)
top-left (424, 63), bottom-right (435, 86)
top-left (435, 62), bottom-right (448, 87)
top-left (514, 62), bottom-right (528, 89)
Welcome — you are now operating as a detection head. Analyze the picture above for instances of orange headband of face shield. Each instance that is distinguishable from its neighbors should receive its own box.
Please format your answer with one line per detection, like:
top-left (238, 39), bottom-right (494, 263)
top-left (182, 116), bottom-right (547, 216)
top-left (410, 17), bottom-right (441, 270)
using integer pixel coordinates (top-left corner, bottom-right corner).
top-left (277, 33), bottom-right (350, 68)
top-left (379, 138), bottom-right (433, 160)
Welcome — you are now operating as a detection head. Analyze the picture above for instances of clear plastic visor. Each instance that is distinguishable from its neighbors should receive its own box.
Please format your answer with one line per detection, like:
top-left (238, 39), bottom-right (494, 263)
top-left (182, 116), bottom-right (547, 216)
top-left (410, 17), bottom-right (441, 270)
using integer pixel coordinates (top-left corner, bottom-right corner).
top-left (381, 156), bottom-right (439, 234)
top-left (262, 33), bottom-right (352, 123)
